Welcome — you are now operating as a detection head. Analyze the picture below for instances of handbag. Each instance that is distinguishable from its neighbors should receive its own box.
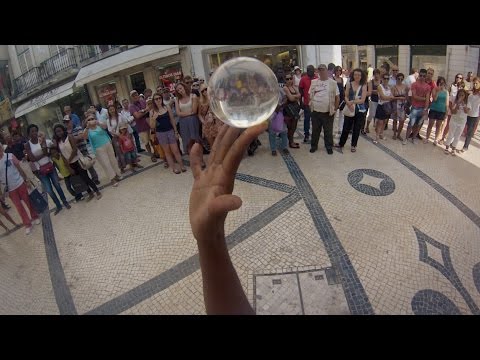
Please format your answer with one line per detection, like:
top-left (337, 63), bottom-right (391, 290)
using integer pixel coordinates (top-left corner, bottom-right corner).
top-left (27, 181), bottom-right (48, 213)
top-left (78, 152), bottom-right (96, 170)
top-left (343, 82), bottom-right (363, 117)
top-left (271, 111), bottom-right (285, 133)
top-left (382, 101), bottom-right (393, 115)
top-left (39, 162), bottom-right (54, 176)
top-left (284, 102), bottom-right (301, 120)
top-left (70, 175), bottom-right (88, 194)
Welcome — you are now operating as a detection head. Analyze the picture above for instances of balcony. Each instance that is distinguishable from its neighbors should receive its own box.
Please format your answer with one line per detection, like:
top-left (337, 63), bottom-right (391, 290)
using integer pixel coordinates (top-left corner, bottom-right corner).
top-left (77, 45), bottom-right (123, 65)
top-left (13, 67), bottom-right (44, 95)
top-left (42, 48), bottom-right (77, 78)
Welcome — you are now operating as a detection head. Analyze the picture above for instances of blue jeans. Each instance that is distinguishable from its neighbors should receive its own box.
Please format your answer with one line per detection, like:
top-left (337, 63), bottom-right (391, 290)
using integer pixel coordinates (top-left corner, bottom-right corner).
top-left (268, 130), bottom-right (288, 151)
top-left (39, 169), bottom-right (68, 210)
top-left (303, 105), bottom-right (311, 137)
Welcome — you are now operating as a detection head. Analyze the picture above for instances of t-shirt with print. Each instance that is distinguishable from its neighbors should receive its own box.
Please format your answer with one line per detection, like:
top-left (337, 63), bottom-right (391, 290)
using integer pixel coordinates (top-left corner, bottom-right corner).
top-left (309, 79), bottom-right (339, 113)
top-left (411, 81), bottom-right (431, 108)
top-left (0, 153), bottom-right (24, 192)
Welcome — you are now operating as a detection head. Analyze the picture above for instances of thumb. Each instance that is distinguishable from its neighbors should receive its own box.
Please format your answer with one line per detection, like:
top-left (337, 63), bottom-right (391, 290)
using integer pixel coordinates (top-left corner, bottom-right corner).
top-left (208, 194), bottom-right (242, 217)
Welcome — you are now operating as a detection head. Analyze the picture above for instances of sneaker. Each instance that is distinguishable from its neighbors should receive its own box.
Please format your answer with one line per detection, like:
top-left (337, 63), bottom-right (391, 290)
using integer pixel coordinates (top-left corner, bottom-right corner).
top-left (327, 149), bottom-right (333, 155)
top-left (54, 207), bottom-right (63, 216)
top-left (25, 226), bottom-right (32, 235)
top-left (64, 203), bottom-right (71, 209)
top-left (303, 136), bottom-right (310, 143)
top-left (74, 196), bottom-right (84, 203)
top-left (33, 219), bottom-right (41, 225)
top-left (309, 148), bottom-right (317, 153)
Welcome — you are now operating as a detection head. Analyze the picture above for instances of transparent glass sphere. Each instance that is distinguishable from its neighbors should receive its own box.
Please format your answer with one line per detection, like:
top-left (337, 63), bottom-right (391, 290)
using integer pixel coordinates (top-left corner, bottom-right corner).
top-left (208, 57), bottom-right (279, 128)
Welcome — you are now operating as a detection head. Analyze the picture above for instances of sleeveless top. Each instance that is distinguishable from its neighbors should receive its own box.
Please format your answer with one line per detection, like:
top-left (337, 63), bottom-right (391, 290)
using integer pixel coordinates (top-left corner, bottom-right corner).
top-left (155, 111), bottom-right (173, 132)
top-left (370, 79), bottom-right (379, 102)
top-left (286, 86), bottom-right (299, 104)
top-left (430, 89), bottom-right (448, 112)
top-left (178, 95), bottom-right (194, 115)
top-left (59, 136), bottom-right (79, 164)
top-left (378, 84), bottom-right (392, 105)
top-left (392, 85), bottom-right (407, 109)
top-left (29, 139), bottom-right (52, 167)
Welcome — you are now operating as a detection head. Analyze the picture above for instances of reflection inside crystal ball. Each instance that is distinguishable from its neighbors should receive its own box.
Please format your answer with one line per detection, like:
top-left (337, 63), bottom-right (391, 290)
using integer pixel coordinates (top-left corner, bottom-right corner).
top-left (207, 57), bottom-right (280, 128)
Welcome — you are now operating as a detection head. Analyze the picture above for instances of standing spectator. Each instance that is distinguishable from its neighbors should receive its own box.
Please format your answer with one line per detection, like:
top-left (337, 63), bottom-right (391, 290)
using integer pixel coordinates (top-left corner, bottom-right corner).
top-left (83, 116), bottom-right (122, 187)
top-left (284, 73), bottom-right (301, 148)
top-left (197, 84), bottom-right (223, 148)
top-left (129, 90), bottom-right (155, 162)
top-left (309, 64), bottom-right (340, 154)
top-left (299, 65), bottom-right (317, 143)
top-left (464, 72), bottom-right (474, 94)
top-left (334, 66), bottom-right (346, 135)
top-left (118, 125), bottom-right (139, 172)
top-left (120, 98), bottom-right (143, 153)
top-left (364, 69), bottom-right (381, 134)
top-left (293, 66), bottom-right (302, 91)
top-left (0, 145), bottom-right (39, 235)
top-left (106, 104), bottom-right (127, 172)
top-left (367, 64), bottom-right (374, 82)
top-left (439, 74), bottom-right (464, 144)
top-left (175, 82), bottom-right (201, 155)
top-left (425, 77), bottom-right (449, 145)
top-left (94, 104), bottom-right (109, 123)
top-left (25, 124), bottom-right (71, 216)
top-left (444, 89), bottom-right (469, 155)
top-left (391, 72), bottom-right (408, 141)
top-left (63, 105), bottom-right (81, 128)
top-left (53, 124), bottom-right (102, 201)
top-left (462, 77), bottom-right (480, 152)
top-left (335, 68), bottom-right (367, 152)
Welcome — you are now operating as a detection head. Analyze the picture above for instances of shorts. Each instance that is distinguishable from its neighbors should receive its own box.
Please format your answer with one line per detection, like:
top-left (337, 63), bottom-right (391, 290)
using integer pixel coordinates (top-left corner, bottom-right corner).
top-left (123, 151), bottom-right (137, 164)
top-left (408, 107), bottom-right (425, 127)
top-left (156, 129), bottom-right (177, 145)
top-left (375, 103), bottom-right (390, 121)
top-left (428, 109), bottom-right (446, 121)
top-left (139, 131), bottom-right (150, 146)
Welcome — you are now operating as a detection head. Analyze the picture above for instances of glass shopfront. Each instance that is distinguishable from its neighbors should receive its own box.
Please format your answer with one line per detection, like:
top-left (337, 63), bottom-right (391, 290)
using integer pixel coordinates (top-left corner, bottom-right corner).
top-left (410, 45), bottom-right (447, 78)
top-left (96, 82), bottom-right (118, 108)
top-left (206, 45), bottom-right (300, 76)
top-left (375, 45), bottom-right (399, 70)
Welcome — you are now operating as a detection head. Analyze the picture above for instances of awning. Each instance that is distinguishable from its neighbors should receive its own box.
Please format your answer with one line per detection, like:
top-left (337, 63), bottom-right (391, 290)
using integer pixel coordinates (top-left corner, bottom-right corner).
top-left (74, 45), bottom-right (180, 87)
top-left (14, 80), bottom-right (76, 118)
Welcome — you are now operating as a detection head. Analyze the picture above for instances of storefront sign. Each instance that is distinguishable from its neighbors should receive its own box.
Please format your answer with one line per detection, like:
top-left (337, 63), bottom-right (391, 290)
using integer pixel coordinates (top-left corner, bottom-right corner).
top-left (98, 84), bottom-right (117, 98)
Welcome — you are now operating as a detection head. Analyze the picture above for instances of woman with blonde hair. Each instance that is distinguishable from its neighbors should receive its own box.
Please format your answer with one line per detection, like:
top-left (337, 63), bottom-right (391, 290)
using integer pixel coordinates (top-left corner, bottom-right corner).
top-left (197, 83), bottom-right (223, 148)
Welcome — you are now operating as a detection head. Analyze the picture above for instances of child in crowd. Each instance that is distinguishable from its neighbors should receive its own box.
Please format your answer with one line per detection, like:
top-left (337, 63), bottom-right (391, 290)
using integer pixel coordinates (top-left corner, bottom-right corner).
top-left (50, 147), bottom-right (83, 201)
top-left (118, 125), bottom-right (138, 172)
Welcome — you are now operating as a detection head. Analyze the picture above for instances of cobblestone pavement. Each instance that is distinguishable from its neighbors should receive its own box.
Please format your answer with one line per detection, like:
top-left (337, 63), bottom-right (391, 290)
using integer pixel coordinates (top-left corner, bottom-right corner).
top-left (1, 122), bottom-right (480, 315)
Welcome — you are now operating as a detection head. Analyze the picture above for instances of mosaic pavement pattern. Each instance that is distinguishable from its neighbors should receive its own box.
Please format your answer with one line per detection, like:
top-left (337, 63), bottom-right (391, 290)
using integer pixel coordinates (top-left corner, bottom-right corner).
top-left (1, 122), bottom-right (480, 315)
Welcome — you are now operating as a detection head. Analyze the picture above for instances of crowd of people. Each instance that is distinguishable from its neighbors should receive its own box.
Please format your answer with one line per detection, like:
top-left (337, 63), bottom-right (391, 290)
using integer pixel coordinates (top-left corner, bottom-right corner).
top-left (268, 62), bottom-right (480, 158)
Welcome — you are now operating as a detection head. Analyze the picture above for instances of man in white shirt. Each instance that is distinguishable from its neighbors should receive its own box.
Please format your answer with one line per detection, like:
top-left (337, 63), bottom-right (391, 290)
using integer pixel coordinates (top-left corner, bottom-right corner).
top-left (94, 104), bottom-right (108, 124)
top-left (308, 64), bottom-right (340, 155)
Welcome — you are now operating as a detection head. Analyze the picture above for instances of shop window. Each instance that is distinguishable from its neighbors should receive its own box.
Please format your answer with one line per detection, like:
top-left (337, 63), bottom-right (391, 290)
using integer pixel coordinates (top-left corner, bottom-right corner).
top-left (375, 45), bottom-right (399, 70)
top-left (207, 46), bottom-right (299, 75)
top-left (130, 72), bottom-right (146, 95)
top-left (410, 45), bottom-right (447, 78)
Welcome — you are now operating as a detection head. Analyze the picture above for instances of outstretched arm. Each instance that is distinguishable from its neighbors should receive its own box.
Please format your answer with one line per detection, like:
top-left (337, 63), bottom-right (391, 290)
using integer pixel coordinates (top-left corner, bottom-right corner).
top-left (189, 121), bottom-right (267, 315)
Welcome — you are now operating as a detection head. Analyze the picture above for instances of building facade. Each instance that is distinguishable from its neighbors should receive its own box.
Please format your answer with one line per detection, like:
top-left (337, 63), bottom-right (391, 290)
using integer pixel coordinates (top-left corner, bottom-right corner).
top-left (4, 45), bottom-right (479, 140)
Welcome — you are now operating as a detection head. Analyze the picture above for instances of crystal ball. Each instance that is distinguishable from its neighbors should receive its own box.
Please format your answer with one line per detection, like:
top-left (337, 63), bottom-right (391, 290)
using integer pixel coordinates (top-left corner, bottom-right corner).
top-left (207, 57), bottom-right (280, 128)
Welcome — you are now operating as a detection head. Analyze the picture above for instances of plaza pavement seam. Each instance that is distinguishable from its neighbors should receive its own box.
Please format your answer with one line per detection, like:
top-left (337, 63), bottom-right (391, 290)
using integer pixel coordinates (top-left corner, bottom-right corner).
top-left (360, 134), bottom-right (480, 230)
top-left (41, 196), bottom-right (78, 315)
top-left (281, 151), bottom-right (375, 315)
top-left (84, 190), bottom-right (302, 315)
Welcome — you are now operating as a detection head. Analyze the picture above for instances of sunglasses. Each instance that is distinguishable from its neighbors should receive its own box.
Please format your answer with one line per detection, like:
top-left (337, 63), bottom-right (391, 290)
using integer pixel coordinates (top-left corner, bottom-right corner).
top-left (383, 77), bottom-right (389, 80)
top-left (285, 77), bottom-right (292, 80)
top-left (456, 77), bottom-right (463, 80)
top-left (397, 77), bottom-right (404, 81)
top-left (392, 69), bottom-right (399, 72)
top-left (185, 81), bottom-right (193, 84)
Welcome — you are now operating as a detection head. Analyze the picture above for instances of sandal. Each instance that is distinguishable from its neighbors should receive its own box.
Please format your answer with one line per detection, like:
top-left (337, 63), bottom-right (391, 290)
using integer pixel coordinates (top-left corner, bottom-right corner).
top-left (373, 139), bottom-right (378, 144)
top-left (181, 168), bottom-right (187, 172)
top-left (164, 162), bottom-right (169, 168)
top-left (151, 156), bottom-right (157, 162)
top-left (351, 147), bottom-right (357, 152)
top-left (365, 127), bottom-right (370, 134)
top-left (360, 129), bottom-right (366, 135)
top-left (173, 169), bottom-right (181, 174)
top-left (289, 143), bottom-right (300, 149)
top-left (444, 148), bottom-right (450, 154)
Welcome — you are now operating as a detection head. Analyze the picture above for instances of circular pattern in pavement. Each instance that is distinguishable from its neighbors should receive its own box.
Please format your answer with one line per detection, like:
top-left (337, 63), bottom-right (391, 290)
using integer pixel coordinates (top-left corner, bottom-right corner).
top-left (347, 169), bottom-right (395, 197)
top-left (411, 289), bottom-right (461, 315)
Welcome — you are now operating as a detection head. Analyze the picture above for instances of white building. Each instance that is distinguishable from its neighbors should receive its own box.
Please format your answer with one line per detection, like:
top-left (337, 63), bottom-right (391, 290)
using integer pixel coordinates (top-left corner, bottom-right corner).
top-left (4, 45), bottom-right (478, 138)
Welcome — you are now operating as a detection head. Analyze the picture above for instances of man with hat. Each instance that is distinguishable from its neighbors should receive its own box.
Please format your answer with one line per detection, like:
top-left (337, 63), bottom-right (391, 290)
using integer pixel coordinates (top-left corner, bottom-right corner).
top-left (307, 64), bottom-right (340, 155)
top-left (63, 114), bottom-right (100, 185)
